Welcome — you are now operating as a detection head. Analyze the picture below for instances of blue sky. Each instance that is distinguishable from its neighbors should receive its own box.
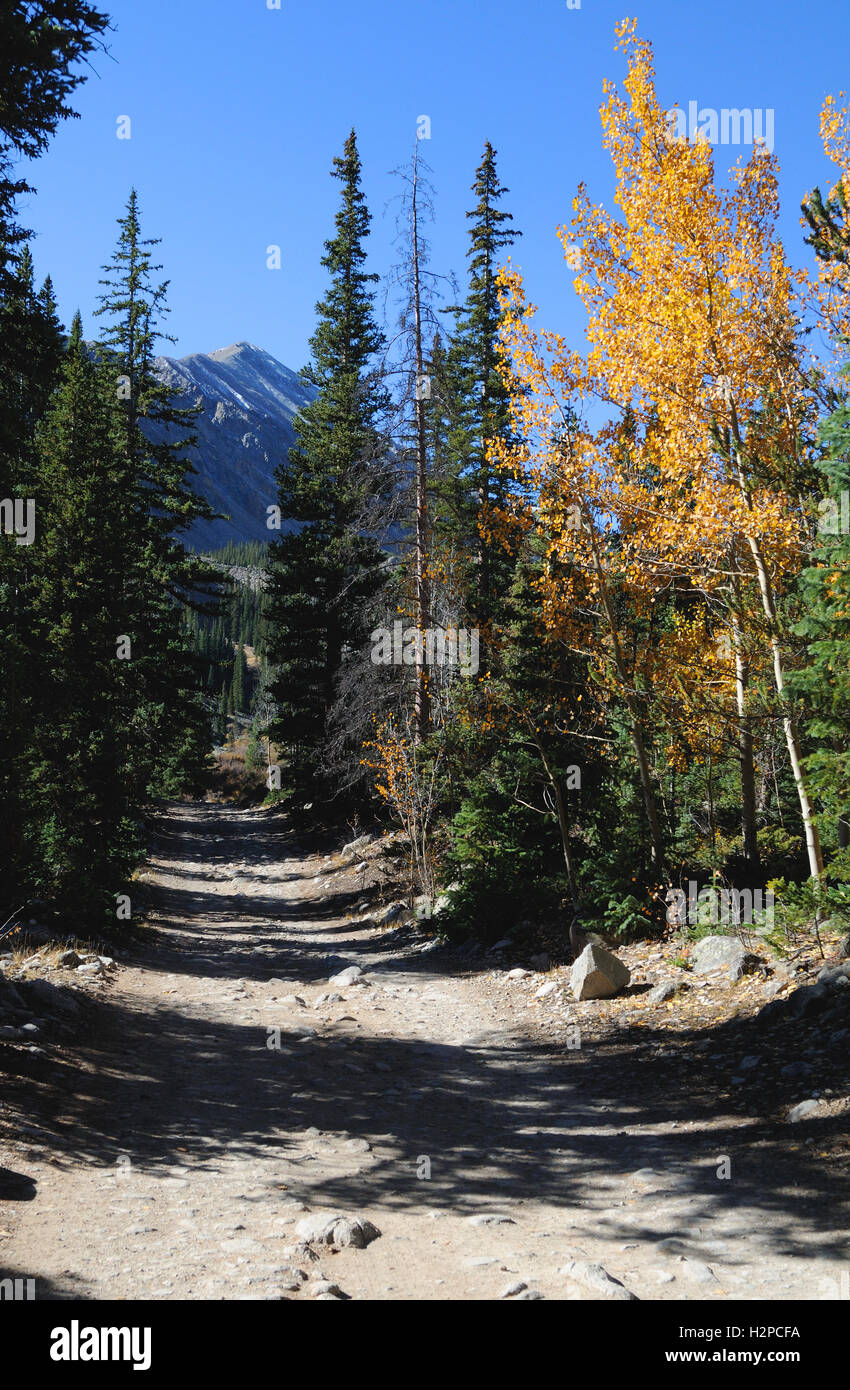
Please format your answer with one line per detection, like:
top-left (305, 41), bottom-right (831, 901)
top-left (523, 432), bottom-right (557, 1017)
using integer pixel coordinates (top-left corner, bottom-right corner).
top-left (18, 0), bottom-right (850, 370)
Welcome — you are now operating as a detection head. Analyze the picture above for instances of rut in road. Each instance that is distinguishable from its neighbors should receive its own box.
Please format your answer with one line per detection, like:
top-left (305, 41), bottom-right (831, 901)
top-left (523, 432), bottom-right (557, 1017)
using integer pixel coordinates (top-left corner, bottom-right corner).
top-left (1, 801), bottom-right (847, 1301)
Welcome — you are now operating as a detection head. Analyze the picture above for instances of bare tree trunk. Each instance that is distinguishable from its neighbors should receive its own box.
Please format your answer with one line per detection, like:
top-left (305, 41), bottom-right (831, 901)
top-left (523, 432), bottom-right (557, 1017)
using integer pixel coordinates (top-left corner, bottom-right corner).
top-left (411, 146), bottom-right (430, 741)
top-left (728, 407), bottom-right (823, 879)
top-left (534, 733), bottom-right (579, 908)
top-left (731, 611), bottom-right (759, 868)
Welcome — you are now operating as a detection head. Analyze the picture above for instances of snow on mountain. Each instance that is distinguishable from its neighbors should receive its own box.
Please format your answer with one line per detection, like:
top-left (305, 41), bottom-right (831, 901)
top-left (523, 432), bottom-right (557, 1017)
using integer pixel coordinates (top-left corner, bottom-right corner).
top-left (152, 340), bottom-right (314, 550)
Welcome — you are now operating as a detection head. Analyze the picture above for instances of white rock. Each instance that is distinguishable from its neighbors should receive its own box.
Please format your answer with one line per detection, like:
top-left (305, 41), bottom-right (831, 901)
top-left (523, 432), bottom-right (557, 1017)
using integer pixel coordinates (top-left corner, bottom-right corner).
top-left (329, 966), bottom-right (363, 987)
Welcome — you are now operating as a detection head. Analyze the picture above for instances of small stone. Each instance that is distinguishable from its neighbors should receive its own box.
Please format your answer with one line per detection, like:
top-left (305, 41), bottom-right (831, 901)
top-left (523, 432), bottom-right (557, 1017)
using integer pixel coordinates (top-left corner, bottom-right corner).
top-left (506, 968), bottom-right (529, 980)
top-left (559, 1259), bottom-right (638, 1301)
top-left (787, 1098), bottom-right (822, 1123)
top-left (680, 1259), bottom-right (717, 1284)
top-left (499, 1281), bottom-right (528, 1299)
top-left (329, 966), bottom-right (363, 987)
top-left (467, 1213), bottom-right (515, 1226)
top-left (646, 981), bottom-right (679, 1005)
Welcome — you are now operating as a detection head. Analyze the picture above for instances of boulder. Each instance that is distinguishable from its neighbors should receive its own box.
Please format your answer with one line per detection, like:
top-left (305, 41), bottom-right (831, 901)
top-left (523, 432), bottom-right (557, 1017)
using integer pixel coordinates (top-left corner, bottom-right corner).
top-left (691, 935), bottom-right (760, 977)
top-left (788, 982), bottom-right (830, 1019)
top-left (0, 975), bottom-right (27, 1014)
top-left (571, 943), bottom-right (631, 1000)
top-left (24, 978), bottom-right (82, 1017)
top-left (294, 1212), bottom-right (381, 1249)
top-left (817, 962), bottom-right (850, 987)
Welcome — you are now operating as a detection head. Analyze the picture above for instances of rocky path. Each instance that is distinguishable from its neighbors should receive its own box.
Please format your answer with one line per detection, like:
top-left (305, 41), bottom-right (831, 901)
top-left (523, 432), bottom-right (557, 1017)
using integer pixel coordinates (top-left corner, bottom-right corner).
top-left (1, 802), bottom-right (848, 1301)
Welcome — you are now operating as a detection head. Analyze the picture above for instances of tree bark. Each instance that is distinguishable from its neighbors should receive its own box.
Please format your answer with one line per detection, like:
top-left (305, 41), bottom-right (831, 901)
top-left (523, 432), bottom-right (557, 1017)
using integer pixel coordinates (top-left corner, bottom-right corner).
top-left (728, 406), bottom-right (823, 879)
top-left (731, 611), bottom-right (759, 868)
top-left (411, 146), bottom-right (430, 741)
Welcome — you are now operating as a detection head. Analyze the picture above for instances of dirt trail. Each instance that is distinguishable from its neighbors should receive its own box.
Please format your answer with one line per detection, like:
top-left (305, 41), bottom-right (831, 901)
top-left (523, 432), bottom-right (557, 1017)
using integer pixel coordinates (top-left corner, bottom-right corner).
top-left (1, 802), bottom-right (848, 1301)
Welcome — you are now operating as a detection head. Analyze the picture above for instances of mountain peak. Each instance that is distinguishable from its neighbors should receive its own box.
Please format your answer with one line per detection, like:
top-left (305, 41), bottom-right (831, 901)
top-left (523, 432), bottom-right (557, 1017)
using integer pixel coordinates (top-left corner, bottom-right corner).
top-left (151, 339), bottom-right (314, 549)
top-left (208, 340), bottom-right (264, 360)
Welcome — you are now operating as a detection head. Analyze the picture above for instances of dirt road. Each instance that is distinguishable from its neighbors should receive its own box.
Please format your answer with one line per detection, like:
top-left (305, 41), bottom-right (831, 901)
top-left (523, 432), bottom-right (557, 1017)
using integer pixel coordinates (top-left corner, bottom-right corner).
top-left (1, 802), bottom-right (847, 1301)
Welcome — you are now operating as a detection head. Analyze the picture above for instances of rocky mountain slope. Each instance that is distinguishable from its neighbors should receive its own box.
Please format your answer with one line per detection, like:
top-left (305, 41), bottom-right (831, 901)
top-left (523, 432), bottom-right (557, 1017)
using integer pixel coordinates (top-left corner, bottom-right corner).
top-left (152, 341), bottom-right (314, 550)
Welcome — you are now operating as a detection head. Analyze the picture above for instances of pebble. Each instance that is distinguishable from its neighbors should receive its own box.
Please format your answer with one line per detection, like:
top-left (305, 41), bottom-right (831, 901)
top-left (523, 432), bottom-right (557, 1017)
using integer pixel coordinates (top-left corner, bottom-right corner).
top-left (499, 1281), bottom-right (528, 1299)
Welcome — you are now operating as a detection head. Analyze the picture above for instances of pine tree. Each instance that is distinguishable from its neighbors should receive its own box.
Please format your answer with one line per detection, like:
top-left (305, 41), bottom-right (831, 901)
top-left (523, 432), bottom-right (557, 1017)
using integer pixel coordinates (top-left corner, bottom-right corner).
top-left (95, 189), bottom-right (217, 801)
top-left (793, 373), bottom-right (850, 854)
top-left (0, 245), bottom-right (64, 914)
top-left (264, 131), bottom-right (390, 806)
top-left (440, 143), bottom-right (522, 627)
top-left (230, 644), bottom-right (248, 716)
top-left (0, 1), bottom-right (110, 288)
top-left (26, 312), bottom-right (138, 922)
